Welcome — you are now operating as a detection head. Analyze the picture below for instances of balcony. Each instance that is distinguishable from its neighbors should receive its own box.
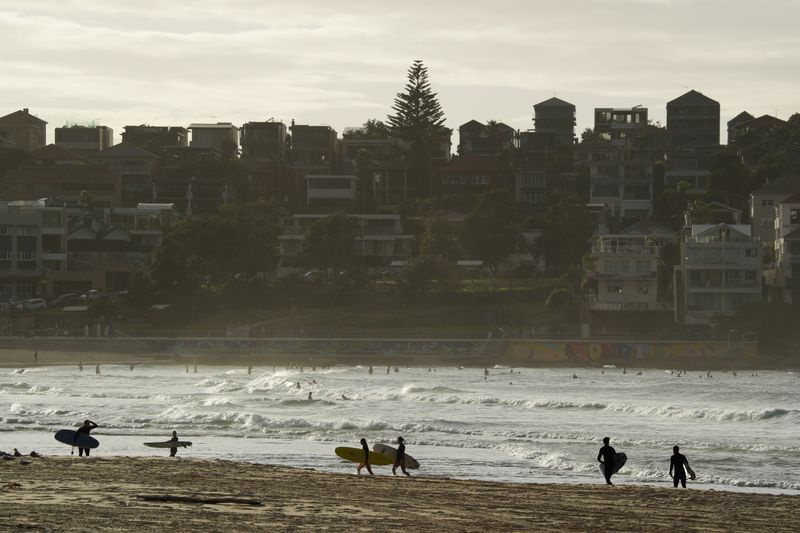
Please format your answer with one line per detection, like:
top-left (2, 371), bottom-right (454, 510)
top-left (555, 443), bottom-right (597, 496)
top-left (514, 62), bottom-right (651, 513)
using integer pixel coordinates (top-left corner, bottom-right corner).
top-left (595, 271), bottom-right (657, 279)
top-left (592, 245), bottom-right (658, 256)
top-left (589, 301), bottom-right (673, 311)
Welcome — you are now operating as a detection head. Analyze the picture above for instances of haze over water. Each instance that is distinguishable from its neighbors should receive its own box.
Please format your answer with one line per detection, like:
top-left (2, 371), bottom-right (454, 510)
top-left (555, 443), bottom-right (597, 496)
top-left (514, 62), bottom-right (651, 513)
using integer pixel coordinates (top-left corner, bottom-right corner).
top-left (2, 364), bottom-right (798, 494)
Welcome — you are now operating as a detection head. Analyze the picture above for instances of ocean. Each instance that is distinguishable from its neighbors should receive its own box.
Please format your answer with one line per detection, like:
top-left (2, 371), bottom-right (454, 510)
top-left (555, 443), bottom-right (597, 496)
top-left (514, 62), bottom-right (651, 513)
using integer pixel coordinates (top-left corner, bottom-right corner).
top-left (2, 363), bottom-right (798, 494)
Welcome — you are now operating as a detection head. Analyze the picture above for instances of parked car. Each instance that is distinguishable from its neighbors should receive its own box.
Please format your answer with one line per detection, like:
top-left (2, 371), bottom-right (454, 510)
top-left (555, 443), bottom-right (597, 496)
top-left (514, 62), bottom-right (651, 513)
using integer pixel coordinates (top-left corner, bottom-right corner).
top-left (23, 298), bottom-right (48, 311)
top-left (78, 289), bottom-right (102, 302)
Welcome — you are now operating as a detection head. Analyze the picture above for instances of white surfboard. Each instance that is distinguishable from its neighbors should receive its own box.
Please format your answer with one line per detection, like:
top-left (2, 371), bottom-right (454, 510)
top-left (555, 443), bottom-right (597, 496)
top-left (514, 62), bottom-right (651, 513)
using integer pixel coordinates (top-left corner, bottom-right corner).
top-left (373, 443), bottom-right (420, 469)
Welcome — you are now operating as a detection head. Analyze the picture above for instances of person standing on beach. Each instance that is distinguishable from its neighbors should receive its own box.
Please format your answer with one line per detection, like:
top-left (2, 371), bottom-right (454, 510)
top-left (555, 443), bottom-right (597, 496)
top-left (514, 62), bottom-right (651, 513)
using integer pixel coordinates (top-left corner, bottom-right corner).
top-left (357, 438), bottom-right (374, 476)
top-left (74, 420), bottom-right (98, 457)
top-left (597, 437), bottom-right (617, 485)
top-left (392, 436), bottom-right (411, 477)
top-left (95, 364), bottom-right (101, 376)
top-left (669, 445), bottom-right (692, 488)
top-left (78, 361), bottom-right (83, 371)
top-left (169, 431), bottom-right (180, 457)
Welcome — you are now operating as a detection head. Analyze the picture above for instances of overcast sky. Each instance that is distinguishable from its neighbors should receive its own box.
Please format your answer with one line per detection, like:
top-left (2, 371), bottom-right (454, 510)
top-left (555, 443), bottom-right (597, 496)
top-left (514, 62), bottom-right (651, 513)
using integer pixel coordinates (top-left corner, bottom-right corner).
top-left (2, 0), bottom-right (799, 144)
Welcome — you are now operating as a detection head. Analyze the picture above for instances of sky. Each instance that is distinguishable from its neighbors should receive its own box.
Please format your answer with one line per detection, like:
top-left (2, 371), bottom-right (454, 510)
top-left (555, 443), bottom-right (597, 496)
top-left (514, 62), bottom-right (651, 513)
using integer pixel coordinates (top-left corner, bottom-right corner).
top-left (1, 0), bottom-right (799, 145)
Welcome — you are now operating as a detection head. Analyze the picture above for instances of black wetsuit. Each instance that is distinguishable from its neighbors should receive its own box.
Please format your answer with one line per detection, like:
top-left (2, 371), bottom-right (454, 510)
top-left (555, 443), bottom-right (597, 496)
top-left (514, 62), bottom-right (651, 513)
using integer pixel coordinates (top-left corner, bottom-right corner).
top-left (597, 444), bottom-right (617, 485)
top-left (362, 442), bottom-right (370, 465)
top-left (75, 422), bottom-right (98, 457)
top-left (397, 442), bottom-right (405, 461)
top-left (670, 452), bottom-right (688, 488)
top-left (169, 435), bottom-right (179, 457)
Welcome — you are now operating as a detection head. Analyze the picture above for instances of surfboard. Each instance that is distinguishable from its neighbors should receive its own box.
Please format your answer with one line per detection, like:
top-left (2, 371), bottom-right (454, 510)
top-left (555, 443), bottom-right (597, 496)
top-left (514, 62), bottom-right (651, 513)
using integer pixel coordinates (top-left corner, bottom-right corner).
top-left (54, 429), bottom-right (99, 449)
top-left (144, 441), bottom-right (193, 449)
top-left (334, 447), bottom-right (392, 466)
top-left (372, 443), bottom-right (420, 469)
top-left (598, 452), bottom-right (627, 476)
top-left (686, 464), bottom-right (696, 480)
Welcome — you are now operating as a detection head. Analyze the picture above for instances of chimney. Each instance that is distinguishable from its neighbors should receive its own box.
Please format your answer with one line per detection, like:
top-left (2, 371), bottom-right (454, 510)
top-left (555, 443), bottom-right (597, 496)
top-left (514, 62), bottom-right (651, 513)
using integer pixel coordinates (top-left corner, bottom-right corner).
top-left (23, 108), bottom-right (29, 113)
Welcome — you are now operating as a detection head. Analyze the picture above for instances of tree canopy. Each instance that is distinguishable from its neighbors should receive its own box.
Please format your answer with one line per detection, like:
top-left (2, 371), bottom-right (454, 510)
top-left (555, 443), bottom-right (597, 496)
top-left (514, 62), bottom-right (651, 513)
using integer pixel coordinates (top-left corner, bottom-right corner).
top-left (303, 213), bottom-right (361, 277)
top-left (459, 191), bottom-right (521, 274)
top-left (151, 202), bottom-right (281, 292)
top-left (534, 197), bottom-right (594, 272)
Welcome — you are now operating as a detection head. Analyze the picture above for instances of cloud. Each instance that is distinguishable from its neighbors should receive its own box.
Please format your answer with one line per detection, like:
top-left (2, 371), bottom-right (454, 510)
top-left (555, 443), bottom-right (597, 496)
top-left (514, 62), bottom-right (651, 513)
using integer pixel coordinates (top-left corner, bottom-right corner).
top-left (0, 0), bottom-right (798, 142)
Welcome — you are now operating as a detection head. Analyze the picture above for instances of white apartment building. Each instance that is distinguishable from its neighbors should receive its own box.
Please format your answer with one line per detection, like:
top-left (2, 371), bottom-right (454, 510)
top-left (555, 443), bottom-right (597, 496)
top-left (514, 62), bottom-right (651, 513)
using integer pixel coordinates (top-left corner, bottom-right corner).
top-left (589, 234), bottom-right (665, 311)
top-left (771, 194), bottom-right (800, 303)
top-left (189, 123), bottom-right (239, 152)
top-left (676, 224), bottom-right (762, 325)
top-left (0, 201), bottom-right (68, 300)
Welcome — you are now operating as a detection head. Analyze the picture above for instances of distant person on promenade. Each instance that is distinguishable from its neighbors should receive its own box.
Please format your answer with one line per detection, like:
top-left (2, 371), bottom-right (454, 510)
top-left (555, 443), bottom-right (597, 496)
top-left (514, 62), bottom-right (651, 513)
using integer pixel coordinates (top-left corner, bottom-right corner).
top-left (74, 420), bottom-right (98, 457)
top-left (597, 437), bottom-right (617, 485)
top-left (669, 445), bottom-right (693, 488)
top-left (356, 438), bottom-right (373, 476)
top-left (169, 431), bottom-right (180, 457)
top-left (392, 437), bottom-right (411, 477)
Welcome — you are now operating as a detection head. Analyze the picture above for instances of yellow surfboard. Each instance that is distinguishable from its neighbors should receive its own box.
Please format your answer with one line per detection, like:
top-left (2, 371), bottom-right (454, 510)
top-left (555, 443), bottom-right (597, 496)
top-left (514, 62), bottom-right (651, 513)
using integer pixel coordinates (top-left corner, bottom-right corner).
top-left (335, 446), bottom-right (392, 465)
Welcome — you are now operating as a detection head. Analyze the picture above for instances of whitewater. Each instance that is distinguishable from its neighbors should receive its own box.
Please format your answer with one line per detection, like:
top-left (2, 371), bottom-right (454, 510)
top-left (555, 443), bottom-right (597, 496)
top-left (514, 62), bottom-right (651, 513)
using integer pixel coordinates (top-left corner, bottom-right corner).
top-left (1, 364), bottom-right (798, 494)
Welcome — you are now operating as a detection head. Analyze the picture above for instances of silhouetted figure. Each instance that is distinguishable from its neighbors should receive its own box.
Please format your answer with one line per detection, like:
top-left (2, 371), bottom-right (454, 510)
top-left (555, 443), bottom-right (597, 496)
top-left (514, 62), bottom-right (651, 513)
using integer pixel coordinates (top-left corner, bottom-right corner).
top-left (368, 366), bottom-right (373, 375)
top-left (572, 373), bottom-right (578, 379)
top-left (622, 368), bottom-right (626, 375)
top-left (597, 436), bottom-right (617, 485)
top-left (13, 448), bottom-right (21, 457)
top-left (33, 351), bottom-right (38, 365)
top-left (193, 364), bottom-right (197, 373)
top-left (247, 365), bottom-right (252, 375)
top-left (130, 364), bottom-right (134, 371)
top-left (392, 436), bottom-right (411, 477)
top-left (169, 430), bottom-right (180, 457)
top-left (386, 365), bottom-right (390, 374)
top-left (357, 438), bottom-right (373, 476)
top-left (670, 445), bottom-right (692, 488)
top-left (95, 364), bottom-right (101, 376)
top-left (308, 392), bottom-right (313, 400)
top-left (74, 420), bottom-right (98, 457)
top-left (78, 361), bottom-right (83, 372)
top-left (295, 382), bottom-right (301, 389)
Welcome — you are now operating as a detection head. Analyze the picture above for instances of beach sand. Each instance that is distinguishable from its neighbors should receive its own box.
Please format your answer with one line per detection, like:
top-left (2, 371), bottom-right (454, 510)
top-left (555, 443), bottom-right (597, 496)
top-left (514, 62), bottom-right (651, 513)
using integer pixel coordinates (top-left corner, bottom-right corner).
top-left (0, 457), bottom-right (796, 532)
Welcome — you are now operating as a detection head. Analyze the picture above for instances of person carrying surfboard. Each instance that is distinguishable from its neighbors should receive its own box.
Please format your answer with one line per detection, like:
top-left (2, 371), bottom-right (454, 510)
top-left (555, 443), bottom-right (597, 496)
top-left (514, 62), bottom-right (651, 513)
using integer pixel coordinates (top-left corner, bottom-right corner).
top-left (669, 445), bottom-right (693, 488)
top-left (392, 437), bottom-right (411, 477)
top-left (356, 438), bottom-right (374, 476)
top-left (169, 431), bottom-right (180, 457)
top-left (597, 436), bottom-right (617, 485)
top-left (74, 420), bottom-right (98, 457)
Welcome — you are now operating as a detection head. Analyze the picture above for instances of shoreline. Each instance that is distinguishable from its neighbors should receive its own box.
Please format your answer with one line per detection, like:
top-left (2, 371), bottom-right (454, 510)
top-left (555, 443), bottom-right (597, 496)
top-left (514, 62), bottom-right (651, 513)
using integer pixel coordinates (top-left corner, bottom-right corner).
top-left (1, 457), bottom-right (797, 532)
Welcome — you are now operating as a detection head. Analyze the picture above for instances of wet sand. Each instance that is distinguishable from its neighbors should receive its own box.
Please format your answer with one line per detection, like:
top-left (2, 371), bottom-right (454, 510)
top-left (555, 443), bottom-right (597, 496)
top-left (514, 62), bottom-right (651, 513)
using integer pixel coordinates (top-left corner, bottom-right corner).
top-left (0, 457), bottom-right (797, 532)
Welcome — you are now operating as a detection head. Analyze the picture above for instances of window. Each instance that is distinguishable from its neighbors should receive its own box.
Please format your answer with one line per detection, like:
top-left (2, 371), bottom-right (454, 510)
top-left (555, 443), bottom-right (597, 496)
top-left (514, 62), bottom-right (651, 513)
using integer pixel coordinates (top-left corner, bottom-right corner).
top-left (791, 209), bottom-right (800, 224)
top-left (744, 247), bottom-right (758, 258)
top-left (761, 199), bottom-right (774, 207)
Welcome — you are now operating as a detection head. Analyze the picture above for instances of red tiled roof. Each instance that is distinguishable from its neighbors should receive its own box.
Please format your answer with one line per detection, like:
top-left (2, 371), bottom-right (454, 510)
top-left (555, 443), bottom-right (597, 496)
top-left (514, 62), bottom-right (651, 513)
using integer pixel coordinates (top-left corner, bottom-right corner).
top-left (781, 193), bottom-right (800, 204)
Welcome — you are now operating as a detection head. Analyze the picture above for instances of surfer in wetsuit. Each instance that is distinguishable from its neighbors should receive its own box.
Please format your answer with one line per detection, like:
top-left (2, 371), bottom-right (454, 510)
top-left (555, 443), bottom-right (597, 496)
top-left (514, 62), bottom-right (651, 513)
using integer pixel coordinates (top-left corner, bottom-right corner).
top-left (74, 419), bottom-right (98, 457)
top-left (669, 445), bottom-right (691, 488)
top-left (356, 438), bottom-right (373, 476)
top-left (597, 436), bottom-right (616, 485)
top-left (169, 431), bottom-right (179, 457)
top-left (392, 436), bottom-right (411, 476)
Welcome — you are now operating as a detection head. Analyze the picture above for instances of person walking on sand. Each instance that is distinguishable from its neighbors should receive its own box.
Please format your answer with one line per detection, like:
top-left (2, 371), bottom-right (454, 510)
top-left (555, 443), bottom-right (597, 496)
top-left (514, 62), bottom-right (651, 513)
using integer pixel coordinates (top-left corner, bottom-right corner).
top-left (74, 420), bottom-right (98, 457)
top-left (356, 438), bottom-right (373, 476)
top-left (392, 437), bottom-right (411, 477)
top-left (669, 445), bottom-right (693, 488)
top-left (597, 436), bottom-right (617, 485)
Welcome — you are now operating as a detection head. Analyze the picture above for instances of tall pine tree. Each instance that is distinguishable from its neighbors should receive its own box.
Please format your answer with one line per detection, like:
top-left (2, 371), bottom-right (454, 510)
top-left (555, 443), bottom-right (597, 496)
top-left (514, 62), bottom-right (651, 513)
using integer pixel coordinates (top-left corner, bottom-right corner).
top-left (387, 60), bottom-right (446, 197)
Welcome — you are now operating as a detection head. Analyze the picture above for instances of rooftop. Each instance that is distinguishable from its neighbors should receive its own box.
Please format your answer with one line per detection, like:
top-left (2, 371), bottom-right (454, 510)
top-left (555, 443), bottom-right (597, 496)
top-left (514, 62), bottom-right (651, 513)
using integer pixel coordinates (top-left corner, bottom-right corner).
top-left (0, 108), bottom-right (47, 125)
top-left (533, 97), bottom-right (575, 110)
top-left (667, 89), bottom-right (719, 106)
